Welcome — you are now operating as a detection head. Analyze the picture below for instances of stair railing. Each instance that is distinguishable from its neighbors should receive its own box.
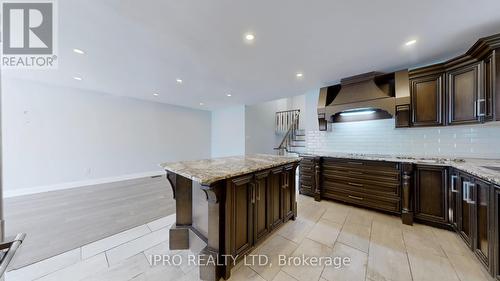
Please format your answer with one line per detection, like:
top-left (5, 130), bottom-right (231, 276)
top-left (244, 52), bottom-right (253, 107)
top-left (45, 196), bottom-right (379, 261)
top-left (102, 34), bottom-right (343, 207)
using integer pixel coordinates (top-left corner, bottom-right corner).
top-left (274, 110), bottom-right (300, 155)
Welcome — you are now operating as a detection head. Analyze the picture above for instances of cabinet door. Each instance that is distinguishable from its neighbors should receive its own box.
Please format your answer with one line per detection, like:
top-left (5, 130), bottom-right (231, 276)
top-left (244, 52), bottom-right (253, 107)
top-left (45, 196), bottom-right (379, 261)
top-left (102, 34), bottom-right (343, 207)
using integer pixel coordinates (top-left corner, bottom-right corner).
top-left (282, 166), bottom-right (296, 222)
top-left (254, 171), bottom-right (271, 243)
top-left (414, 165), bottom-right (448, 225)
top-left (447, 62), bottom-right (482, 125)
top-left (269, 168), bottom-right (283, 229)
top-left (472, 178), bottom-right (492, 270)
top-left (494, 187), bottom-right (500, 280)
top-left (449, 171), bottom-right (460, 230)
top-left (484, 52), bottom-right (496, 121)
top-left (228, 175), bottom-right (254, 257)
top-left (458, 174), bottom-right (474, 248)
top-left (411, 74), bottom-right (444, 126)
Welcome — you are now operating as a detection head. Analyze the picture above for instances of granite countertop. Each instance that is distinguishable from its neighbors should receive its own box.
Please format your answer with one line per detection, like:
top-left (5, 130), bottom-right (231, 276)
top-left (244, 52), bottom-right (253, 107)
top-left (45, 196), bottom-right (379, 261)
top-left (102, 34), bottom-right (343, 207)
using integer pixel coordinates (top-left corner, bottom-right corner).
top-left (303, 152), bottom-right (500, 186)
top-left (160, 154), bottom-right (300, 185)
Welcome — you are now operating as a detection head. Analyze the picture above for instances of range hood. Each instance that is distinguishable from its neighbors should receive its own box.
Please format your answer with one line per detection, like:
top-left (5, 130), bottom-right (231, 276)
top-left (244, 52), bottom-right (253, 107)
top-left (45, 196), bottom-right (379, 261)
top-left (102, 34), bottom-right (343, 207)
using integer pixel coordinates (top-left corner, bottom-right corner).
top-left (318, 71), bottom-right (408, 129)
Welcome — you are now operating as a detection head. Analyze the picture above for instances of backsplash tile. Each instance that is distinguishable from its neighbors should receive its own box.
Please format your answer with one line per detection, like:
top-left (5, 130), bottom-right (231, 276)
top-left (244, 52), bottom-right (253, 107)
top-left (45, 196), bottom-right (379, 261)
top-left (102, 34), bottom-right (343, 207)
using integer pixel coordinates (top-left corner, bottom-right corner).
top-left (305, 119), bottom-right (500, 159)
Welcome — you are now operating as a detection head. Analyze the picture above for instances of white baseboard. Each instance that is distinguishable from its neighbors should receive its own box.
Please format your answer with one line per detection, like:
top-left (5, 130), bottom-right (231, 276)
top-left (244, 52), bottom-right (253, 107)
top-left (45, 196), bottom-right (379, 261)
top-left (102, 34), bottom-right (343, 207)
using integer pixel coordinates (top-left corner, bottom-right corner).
top-left (3, 170), bottom-right (165, 198)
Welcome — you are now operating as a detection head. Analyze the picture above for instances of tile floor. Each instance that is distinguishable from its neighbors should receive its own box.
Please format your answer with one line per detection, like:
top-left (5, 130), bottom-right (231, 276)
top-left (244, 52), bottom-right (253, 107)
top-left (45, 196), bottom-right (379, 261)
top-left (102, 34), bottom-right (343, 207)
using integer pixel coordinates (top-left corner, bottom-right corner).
top-left (6, 194), bottom-right (495, 281)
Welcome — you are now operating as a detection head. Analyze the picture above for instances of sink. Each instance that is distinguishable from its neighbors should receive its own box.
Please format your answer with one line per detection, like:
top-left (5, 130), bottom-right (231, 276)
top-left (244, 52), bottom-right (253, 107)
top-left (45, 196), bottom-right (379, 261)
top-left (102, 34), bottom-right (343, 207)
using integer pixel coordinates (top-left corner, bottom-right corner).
top-left (481, 166), bottom-right (500, 172)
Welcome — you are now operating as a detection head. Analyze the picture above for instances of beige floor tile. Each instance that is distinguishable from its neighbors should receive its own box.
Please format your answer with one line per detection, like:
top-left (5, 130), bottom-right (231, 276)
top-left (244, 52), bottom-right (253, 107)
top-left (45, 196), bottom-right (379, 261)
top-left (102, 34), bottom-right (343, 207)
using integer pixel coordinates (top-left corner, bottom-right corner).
top-left (447, 253), bottom-right (492, 281)
top-left (306, 219), bottom-right (342, 248)
top-left (143, 242), bottom-right (196, 274)
top-left (82, 254), bottom-right (150, 281)
top-left (320, 205), bottom-right (350, 224)
top-left (139, 260), bottom-right (186, 281)
top-left (299, 204), bottom-right (327, 223)
top-left (321, 242), bottom-right (367, 281)
top-left (146, 214), bottom-right (176, 232)
top-left (6, 248), bottom-right (81, 281)
top-left (370, 220), bottom-right (405, 251)
top-left (337, 223), bottom-right (371, 253)
top-left (81, 225), bottom-right (151, 259)
top-left (402, 224), bottom-right (445, 257)
top-left (407, 247), bottom-right (460, 281)
top-left (282, 238), bottom-right (332, 281)
top-left (277, 218), bottom-right (314, 244)
top-left (106, 227), bottom-right (169, 265)
top-left (345, 208), bottom-right (374, 227)
top-left (366, 242), bottom-right (412, 281)
top-left (271, 270), bottom-right (299, 281)
top-left (249, 234), bottom-right (298, 281)
top-left (35, 254), bottom-right (108, 281)
top-left (431, 227), bottom-right (471, 257)
top-left (228, 266), bottom-right (266, 281)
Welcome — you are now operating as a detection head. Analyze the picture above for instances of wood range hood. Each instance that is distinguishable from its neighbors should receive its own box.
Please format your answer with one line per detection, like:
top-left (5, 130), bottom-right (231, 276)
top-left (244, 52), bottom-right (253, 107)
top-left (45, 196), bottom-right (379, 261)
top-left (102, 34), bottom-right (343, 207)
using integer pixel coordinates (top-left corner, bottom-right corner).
top-left (318, 71), bottom-right (404, 128)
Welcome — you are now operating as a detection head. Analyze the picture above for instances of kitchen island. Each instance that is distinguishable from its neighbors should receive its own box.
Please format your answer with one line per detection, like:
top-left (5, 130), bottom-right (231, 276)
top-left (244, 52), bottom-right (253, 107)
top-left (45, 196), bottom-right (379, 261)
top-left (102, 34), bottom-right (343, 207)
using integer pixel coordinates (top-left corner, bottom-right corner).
top-left (160, 154), bottom-right (300, 281)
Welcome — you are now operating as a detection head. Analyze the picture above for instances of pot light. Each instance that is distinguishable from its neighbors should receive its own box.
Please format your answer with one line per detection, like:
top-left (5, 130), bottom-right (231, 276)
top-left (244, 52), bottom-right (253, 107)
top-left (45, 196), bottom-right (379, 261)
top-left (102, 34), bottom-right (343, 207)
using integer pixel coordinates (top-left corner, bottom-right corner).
top-left (244, 33), bottom-right (255, 42)
top-left (73, 48), bottom-right (85, 55)
top-left (296, 72), bottom-right (304, 78)
top-left (340, 109), bottom-right (376, 117)
top-left (226, 93), bottom-right (232, 97)
top-left (199, 102), bottom-right (204, 106)
top-left (405, 39), bottom-right (417, 46)
top-left (73, 76), bottom-right (82, 81)
top-left (153, 93), bottom-right (159, 96)
top-left (176, 79), bottom-right (183, 84)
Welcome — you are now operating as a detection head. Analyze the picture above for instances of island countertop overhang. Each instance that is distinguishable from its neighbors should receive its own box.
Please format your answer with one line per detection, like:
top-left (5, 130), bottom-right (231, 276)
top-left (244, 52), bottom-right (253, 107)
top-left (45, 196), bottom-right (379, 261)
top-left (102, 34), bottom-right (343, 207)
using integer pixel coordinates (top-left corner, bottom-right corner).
top-left (160, 154), bottom-right (300, 185)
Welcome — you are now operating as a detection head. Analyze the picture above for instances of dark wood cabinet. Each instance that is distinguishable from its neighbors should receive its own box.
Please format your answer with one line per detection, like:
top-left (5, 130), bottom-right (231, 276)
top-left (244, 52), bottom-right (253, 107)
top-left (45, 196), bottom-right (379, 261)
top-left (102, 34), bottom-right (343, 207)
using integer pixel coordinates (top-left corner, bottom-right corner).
top-left (254, 171), bottom-right (271, 243)
top-left (227, 175), bottom-right (254, 257)
top-left (269, 168), bottom-right (283, 229)
top-left (449, 170), bottom-right (460, 231)
top-left (458, 173), bottom-right (474, 247)
top-left (447, 62), bottom-right (483, 125)
top-left (299, 157), bottom-right (316, 197)
top-left (410, 74), bottom-right (444, 126)
top-left (227, 166), bottom-right (297, 260)
top-left (414, 165), bottom-right (448, 226)
top-left (494, 186), bottom-right (500, 280)
top-left (282, 165), bottom-right (296, 221)
top-left (395, 104), bottom-right (411, 128)
top-left (484, 52), bottom-right (496, 121)
top-left (472, 178), bottom-right (492, 270)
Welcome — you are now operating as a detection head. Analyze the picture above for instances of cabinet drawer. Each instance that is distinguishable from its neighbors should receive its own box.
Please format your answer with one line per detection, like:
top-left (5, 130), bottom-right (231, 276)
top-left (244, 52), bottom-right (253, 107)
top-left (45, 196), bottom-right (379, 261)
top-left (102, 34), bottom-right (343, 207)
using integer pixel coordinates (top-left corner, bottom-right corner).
top-left (322, 166), bottom-right (400, 182)
top-left (300, 157), bottom-right (314, 165)
top-left (322, 180), bottom-right (399, 198)
top-left (322, 189), bottom-right (401, 213)
top-left (300, 174), bottom-right (314, 183)
top-left (323, 158), bottom-right (400, 172)
top-left (323, 172), bottom-right (399, 191)
top-left (300, 164), bottom-right (314, 174)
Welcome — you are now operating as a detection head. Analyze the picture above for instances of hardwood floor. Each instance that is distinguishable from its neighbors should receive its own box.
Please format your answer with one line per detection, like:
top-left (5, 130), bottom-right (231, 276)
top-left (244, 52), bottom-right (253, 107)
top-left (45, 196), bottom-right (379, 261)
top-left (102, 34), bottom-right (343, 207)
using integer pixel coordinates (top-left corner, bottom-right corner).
top-left (4, 175), bottom-right (174, 270)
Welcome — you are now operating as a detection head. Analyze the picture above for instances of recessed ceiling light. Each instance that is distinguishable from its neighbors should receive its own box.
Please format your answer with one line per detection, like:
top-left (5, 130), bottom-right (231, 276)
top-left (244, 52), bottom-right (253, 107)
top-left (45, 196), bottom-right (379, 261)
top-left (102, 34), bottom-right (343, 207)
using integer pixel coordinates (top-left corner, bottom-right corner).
top-left (244, 33), bottom-right (255, 42)
top-left (226, 93), bottom-right (232, 97)
top-left (153, 93), bottom-right (159, 96)
top-left (73, 76), bottom-right (82, 81)
top-left (296, 72), bottom-right (304, 78)
top-left (176, 78), bottom-right (183, 84)
top-left (73, 48), bottom-right (85, 55)
top-left (199, 102), bottom-right (204, 106)
top-left (405, 39), bottom-right (417, 46)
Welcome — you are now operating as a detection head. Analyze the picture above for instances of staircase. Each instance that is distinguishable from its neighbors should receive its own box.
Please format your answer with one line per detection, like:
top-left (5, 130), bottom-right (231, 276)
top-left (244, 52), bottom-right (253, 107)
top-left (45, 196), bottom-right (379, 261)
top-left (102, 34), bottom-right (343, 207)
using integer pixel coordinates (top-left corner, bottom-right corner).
top-left (274, 110), bottom-right (306, 156)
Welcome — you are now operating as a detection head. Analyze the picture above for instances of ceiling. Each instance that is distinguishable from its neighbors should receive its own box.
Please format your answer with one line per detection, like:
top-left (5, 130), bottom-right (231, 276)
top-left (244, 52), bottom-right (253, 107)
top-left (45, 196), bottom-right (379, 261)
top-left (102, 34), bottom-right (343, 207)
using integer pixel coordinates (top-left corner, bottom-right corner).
top-left (4, 0), bottom-right (500, 110)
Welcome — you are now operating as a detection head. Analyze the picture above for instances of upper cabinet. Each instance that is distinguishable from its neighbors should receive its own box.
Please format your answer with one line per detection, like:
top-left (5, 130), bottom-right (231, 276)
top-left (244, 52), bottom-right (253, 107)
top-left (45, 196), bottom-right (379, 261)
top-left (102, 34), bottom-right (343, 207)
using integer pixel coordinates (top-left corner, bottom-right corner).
top-left (410, 73), bottom-right (445, 126)
top-left (405, 33), bottom-right (500, 128)
top-left (447, 62), bottom-right (482, 125)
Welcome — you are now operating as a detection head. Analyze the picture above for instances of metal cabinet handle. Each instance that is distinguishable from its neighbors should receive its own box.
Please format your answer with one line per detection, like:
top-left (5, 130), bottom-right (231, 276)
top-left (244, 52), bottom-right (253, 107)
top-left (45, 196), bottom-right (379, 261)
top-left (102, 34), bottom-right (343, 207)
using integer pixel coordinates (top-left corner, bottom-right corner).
top-left (348, 171), bottom-right (363, 175)
top-left (348, 195), bottom-right (363, 200)
top-left (348, 182), bottom-right (363, 187)
top-left (463, 181), bottom-right (469, 201)
top-left (250, 182), bottom-right (256, 204)
top-left (256, 182), bottom-right (260, 201)
top-left (477, 99), bottom-right (486, 117)
top-left (451, 175), bottom-right (458, 193)
top-left (348, 162), bottom-right (363, 165)
top-left (468, 183), bottom-right (475, 204)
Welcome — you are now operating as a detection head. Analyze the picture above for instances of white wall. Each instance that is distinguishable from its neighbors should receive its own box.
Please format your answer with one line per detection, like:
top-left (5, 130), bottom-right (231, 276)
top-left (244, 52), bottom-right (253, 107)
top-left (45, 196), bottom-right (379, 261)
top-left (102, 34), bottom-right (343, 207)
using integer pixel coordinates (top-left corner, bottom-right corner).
top-left (2, 78), bottom-right (211, 196)
top-left (211, 105), bottom-right (245, 157)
